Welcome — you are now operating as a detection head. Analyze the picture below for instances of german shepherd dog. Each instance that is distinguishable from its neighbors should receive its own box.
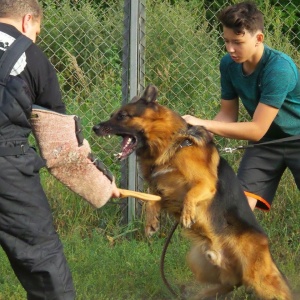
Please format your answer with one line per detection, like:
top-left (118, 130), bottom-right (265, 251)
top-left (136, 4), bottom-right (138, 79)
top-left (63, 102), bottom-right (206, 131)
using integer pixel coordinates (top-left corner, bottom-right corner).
top-left (93, 85), bottom-right (292, 300)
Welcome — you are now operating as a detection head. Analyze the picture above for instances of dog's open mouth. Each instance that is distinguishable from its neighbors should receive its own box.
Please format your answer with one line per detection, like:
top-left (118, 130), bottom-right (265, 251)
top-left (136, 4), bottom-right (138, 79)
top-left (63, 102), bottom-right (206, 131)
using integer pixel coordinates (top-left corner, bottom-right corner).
top-left (114, 135), bottom-right (137, 160)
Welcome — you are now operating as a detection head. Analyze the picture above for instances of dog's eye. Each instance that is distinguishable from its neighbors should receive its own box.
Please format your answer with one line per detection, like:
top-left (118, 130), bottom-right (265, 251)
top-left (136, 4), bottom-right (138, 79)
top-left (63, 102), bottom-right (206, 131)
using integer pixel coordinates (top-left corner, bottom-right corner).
top-left (117, 111), bottom-right (128, 120)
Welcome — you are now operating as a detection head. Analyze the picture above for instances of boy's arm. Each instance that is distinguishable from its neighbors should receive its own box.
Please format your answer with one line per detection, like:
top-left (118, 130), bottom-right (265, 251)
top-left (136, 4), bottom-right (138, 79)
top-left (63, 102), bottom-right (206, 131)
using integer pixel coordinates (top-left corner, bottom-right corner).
top-left (183, 100), bottom-right (279, 142)
top-left (214, 98), bottom-right (239, 122)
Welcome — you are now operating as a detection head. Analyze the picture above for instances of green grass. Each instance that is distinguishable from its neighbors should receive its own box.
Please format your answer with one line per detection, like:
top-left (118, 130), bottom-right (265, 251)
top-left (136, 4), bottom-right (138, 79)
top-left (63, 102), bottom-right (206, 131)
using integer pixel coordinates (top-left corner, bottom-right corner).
top-left (0, 171), bottom-right (299, 300)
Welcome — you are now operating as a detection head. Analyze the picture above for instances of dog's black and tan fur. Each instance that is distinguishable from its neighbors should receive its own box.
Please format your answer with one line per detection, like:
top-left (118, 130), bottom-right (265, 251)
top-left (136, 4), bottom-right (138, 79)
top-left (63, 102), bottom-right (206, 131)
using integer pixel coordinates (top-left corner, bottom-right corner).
top-left (93, 85), bottom-right (292, 300)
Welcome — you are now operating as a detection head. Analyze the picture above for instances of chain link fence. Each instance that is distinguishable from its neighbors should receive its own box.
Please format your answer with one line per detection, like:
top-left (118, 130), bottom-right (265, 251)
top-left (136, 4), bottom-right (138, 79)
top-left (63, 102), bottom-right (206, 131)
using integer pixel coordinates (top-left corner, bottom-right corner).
top-left (39, 0), bottom-right (300, 220)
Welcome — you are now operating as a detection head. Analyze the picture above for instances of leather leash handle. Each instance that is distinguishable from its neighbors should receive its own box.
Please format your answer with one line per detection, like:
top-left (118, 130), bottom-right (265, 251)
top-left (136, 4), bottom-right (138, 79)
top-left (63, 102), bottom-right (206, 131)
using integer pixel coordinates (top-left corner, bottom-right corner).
top-left (118, 188), bottom-right (161, 201)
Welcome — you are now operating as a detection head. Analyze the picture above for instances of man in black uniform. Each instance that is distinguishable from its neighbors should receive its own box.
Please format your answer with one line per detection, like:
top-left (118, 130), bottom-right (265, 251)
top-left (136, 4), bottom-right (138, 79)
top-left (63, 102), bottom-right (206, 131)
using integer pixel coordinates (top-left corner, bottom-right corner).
top-left (0, 0), bottom-right (120, 299)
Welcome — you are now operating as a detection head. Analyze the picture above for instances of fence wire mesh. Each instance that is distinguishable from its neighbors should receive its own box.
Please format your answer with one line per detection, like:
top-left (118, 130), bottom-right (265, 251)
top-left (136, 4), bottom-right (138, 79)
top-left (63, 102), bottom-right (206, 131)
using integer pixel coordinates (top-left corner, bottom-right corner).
top-left (39, 0), bottom-right (300, 218)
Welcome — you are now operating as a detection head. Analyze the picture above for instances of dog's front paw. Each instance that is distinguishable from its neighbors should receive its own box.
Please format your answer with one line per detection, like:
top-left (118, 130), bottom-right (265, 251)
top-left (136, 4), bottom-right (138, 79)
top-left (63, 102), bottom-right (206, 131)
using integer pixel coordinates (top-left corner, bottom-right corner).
top-left (145, 201), bottom-right (161, 237)
top-left (145, 218), bottom-right (160, 237)
top-left (181, 206), bottom-right (196, 228)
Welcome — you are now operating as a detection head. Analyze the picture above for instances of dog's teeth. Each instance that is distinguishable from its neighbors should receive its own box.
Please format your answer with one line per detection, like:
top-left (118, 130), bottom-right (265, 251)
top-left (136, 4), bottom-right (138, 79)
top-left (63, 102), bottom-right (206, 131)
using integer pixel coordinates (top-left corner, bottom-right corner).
top-left (125, 138), bottom-right (132, 147)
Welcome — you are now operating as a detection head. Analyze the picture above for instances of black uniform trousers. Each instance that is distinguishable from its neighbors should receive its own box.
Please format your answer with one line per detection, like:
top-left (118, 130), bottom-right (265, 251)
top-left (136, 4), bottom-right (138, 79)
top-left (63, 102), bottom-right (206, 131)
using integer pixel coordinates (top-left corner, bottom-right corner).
top-left (0, 145), bottom-right (75, 300)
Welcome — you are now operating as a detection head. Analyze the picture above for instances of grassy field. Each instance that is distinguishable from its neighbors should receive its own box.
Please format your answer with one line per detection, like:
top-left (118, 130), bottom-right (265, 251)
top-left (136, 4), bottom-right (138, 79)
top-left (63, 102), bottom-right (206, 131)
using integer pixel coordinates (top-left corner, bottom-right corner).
top-left (0, 167), bottom-right (299, 300)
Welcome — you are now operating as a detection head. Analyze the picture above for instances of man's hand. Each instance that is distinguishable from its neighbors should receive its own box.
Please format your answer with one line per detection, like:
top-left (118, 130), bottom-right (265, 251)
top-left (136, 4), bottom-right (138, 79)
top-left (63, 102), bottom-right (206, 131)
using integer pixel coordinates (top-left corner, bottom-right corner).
top-left (111, 178), bottom-right (120, 198)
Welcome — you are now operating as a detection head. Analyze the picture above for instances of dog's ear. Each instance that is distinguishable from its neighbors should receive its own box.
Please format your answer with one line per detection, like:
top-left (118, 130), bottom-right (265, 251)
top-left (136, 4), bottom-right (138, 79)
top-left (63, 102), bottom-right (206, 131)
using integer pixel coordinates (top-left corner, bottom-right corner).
top-left (130, 96), bottom-right (140, 103)
top-left (142, 84), bottom-right (158, 103)
top-left (130, 85), bottom-right (158, 103)
top-left (187, 125), bottom-right (214, 145)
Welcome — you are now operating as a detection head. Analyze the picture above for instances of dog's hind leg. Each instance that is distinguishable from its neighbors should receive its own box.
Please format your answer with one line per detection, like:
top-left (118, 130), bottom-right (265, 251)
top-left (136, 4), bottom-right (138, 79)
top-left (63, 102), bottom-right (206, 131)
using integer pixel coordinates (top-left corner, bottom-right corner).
top-left (187, 243), bottom-right (240, 299)
top-left (196, 284), bottom-right (236, 300)
top-left (187, 243), bottom-right (221, 284)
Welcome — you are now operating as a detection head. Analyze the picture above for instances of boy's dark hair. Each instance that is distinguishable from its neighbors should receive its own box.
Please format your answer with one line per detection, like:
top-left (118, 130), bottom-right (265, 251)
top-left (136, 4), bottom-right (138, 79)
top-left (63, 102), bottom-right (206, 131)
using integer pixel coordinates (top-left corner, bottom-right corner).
top-left (218, 1), bottom-right (264, 35)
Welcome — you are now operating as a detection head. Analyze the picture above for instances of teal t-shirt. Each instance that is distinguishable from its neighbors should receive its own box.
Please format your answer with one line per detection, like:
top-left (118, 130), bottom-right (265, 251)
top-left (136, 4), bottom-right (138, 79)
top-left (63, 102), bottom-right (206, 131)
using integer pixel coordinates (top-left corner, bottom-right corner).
top-left (220, 45), bottom-right (300, 139)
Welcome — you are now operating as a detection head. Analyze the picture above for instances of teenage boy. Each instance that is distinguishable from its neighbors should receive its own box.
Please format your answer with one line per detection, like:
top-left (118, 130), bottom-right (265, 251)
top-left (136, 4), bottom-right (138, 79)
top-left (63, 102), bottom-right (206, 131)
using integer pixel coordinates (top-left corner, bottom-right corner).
top-left (183, 1), bottom-right (300, 211)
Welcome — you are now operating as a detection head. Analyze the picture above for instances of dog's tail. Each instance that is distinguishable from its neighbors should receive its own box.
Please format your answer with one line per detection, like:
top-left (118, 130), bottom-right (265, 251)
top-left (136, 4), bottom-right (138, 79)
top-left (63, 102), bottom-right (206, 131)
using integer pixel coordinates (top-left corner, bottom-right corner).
top-left (251, 268), bottom-right (293, 300)
top-left (243, 234), bottom-right (293, 300)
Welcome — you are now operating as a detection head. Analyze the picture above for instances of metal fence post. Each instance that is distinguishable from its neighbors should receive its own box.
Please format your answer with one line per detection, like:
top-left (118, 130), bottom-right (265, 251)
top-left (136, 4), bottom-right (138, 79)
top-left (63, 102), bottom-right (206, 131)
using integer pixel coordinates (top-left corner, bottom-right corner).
top-left (122, 0), bottom-right (146, 224)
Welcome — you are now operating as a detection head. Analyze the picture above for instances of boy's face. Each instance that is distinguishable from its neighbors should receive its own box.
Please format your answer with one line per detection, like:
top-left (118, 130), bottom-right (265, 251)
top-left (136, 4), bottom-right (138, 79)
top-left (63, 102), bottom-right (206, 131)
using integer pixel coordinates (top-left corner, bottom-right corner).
top-left (222, 26), bottom-right (263, 63)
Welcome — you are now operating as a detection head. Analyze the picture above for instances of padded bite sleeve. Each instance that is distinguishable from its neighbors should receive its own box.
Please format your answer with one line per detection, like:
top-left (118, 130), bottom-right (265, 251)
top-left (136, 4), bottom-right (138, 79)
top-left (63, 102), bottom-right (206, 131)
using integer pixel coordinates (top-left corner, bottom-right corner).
top-left (30, 107), bottom-right (114, 208)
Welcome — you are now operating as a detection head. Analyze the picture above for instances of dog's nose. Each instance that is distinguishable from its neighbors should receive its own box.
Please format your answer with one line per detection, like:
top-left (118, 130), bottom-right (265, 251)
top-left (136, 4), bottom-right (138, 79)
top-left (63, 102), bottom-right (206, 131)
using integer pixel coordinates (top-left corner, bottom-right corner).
top-left (92, 124), bottom-right (100, 132)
